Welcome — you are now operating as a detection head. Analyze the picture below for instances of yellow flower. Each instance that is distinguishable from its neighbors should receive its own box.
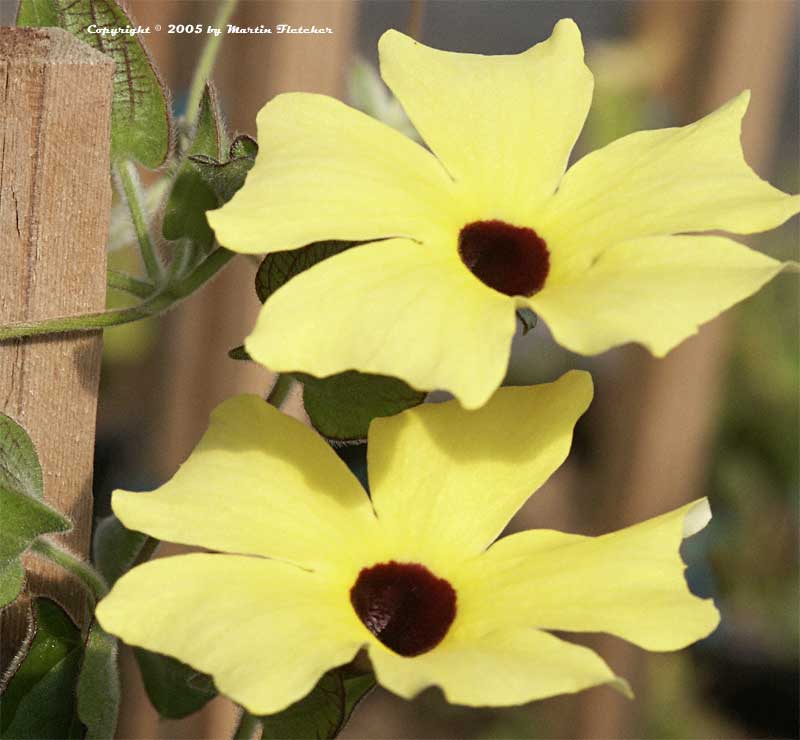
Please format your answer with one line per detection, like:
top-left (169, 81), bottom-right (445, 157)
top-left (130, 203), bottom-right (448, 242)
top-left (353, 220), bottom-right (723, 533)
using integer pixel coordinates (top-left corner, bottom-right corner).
top-left (208, 19), bottom-right (798, 410)
top-left (96, 371), bottom-right (718, 714)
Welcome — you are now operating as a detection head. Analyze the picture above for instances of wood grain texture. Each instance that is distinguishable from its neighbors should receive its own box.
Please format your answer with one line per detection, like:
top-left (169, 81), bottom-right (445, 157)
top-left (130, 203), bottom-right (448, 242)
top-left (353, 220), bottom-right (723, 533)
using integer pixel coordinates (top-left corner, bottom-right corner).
top-left (0, 28), bottom-right (113, 669)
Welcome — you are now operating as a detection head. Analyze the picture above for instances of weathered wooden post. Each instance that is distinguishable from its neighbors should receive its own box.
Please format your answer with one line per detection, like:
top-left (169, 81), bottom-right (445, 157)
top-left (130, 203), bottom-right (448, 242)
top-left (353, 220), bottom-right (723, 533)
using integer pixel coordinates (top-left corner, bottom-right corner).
top-left (0, 27), bottom-right (113, 668)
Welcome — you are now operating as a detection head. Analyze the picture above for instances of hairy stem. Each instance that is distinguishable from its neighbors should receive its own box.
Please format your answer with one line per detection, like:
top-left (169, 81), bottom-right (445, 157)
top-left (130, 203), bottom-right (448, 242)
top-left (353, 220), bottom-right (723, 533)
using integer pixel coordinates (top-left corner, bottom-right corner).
top-left (107, 269), bottom-right (155, 299)
top-left (0, 249), bottom-right (236, 341)
top-left (232, 710), bottom-right (261, 740)
top-left (116, 161), bottom-right (165, 284)
top-left (185, 0), bottom-right (240, 128)
top-left (30, 538), bottom-right (109, 601)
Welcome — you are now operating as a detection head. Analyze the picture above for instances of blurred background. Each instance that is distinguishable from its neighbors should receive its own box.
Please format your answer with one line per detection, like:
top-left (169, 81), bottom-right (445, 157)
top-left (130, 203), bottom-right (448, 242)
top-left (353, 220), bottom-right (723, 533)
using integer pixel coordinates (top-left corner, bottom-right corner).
top-left (7, 0), bottom-right (797, 737)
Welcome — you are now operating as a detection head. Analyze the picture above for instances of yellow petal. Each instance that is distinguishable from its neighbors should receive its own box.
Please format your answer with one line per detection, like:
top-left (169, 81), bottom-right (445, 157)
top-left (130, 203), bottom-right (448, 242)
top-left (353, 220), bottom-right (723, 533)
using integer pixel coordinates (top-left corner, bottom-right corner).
top-left (367, 371), bottom-right (592, 569)
top-left (540, 92), bottom-right (800, 274)
top-left (459, 499), bottom-right (719, 651)
top-left (112, 395), bottom-right (377, 571)
top-left (95, 553), bottom-right (364, 715)
top-left (368, 626), bottom-right (627, 706)
top-left (245, 239), bottom-right (516, 410)
top-left (530, 235), bottom-right (785, 357)
top-left (207, 93), bottom-right (459, 253)
top-left (379, 20), bottom-right (593, 219)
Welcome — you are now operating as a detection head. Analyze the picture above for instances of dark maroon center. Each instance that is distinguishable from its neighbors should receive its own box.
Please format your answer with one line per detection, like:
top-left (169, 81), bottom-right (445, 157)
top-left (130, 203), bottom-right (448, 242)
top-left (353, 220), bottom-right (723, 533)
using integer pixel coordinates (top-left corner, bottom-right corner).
top-left (458, 220), bottom-right (550, 297)
top-left (350, 561), bottom-right (456, 657)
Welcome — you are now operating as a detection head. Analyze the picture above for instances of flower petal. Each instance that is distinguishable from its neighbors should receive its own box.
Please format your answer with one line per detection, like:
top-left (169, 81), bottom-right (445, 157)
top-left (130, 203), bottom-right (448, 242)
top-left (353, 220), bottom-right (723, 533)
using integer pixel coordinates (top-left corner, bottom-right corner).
top-left (379, 20), bottom-right (593, 219)
top-left (112, 395), bottom-right (377, 571)
top-left (459, 499), bottom-right (719, 651)
top-left (539, 92), bottom-right (800, 274)
top-left (529, 234), bottom-right (785, 357)
top-left (245, 239), bottom-right (516, 410)
top-left (368, 627), bottom-right (627, 706)
top-left (367, 371), bottom-right (592, 569)
top-left (207, 93), bottom-right (459, 253)
top-left (96, 553), bottom-right (364, 715)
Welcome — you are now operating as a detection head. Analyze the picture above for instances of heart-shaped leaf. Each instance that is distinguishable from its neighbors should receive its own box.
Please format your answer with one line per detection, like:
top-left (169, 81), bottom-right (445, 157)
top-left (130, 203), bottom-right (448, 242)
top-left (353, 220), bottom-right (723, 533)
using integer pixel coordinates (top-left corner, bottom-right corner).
top-left (134, 648), bottom-right (216, 719)
top-left (0, 413), bottom-right (43, 500)
top-left (260, 668), bottom-right (375, 739)
top-left (254, 241), bottom-right (359, 303)
top-left (17, 0), bottom-right (172, 168)
top-left (0, 599), bottom-right (85, 739)
top-left (0, 415), bottom-right (70, 582)
top-left (299, 371), bottom-right (426, 442)
top-left (0, 488), bottom-right (71, 565)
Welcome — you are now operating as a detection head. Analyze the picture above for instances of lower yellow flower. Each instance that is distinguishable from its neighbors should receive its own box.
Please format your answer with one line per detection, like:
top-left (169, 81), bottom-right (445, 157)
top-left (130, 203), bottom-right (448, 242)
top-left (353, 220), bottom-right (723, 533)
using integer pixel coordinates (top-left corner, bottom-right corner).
top-left (96, 371), bottom-right (719, 714)
top-left (208, 19), bottom-right (798, 410)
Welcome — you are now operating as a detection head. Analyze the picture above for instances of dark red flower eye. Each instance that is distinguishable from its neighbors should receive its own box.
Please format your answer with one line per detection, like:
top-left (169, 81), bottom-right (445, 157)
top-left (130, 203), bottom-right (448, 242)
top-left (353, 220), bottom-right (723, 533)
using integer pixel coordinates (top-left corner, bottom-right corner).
top-left (458, 220), bottom-right (550, 297)
top-left (350, 561), bottom-right (457, 657)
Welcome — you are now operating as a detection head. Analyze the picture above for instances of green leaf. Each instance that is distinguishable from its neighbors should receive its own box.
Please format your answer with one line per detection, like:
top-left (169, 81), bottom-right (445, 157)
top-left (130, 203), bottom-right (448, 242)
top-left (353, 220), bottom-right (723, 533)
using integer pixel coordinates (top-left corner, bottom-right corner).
top-left (17, 0), bottom-right (172, 168)
top-left (134, 648), bottom-right (216, 719)
top-left (77, 623), bottom-right (120, 739)
top-left (0, 599), bottom-right (85, 739)
top-left (228, 345), bottom-right (252, 362)
top-left (516, 307), bottom-right (538, 335)
top-left (254, 241), bottom-right (360, 304)
top-left (163, 85), bottom-right (225, 254)
top-left (92, 514), bottom-right (149, 586)
top-left (299, 371), bottom-right (426, 441)
top-left (189, 134), bottom-right (259, 204)
top-left (0, 488), bottom-right (71, 565)
top-left (0, 559), bottom-right (25, 608)
top-left (0, 415), bottom-right (70, 568)
top-left (260, 668), bottom-right (375, 740)
top-left (0, 413), bottom-right (43, 500)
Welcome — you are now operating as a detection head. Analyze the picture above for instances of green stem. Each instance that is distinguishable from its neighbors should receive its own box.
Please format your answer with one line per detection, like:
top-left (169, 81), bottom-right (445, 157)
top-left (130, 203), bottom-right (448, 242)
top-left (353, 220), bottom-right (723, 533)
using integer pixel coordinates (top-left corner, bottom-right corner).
top-left (30, 538), bottom-right (109, 601)
top-left (232, 710), bottom-right (260, 740)
top-left (107, 269), bottom-right (155, 299)
top-left (0, 249), bottom-right (236, 341)
top-left (185, 0), bottom-right (240, 128)
top-left (116, 161), bottom-right (165, 284)
top-left (266, 374), bottom-right (293, 408)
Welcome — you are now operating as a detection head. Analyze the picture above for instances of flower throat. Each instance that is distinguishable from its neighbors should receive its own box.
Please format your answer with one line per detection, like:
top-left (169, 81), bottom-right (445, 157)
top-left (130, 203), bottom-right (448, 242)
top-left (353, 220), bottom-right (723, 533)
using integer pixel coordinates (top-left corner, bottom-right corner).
top-left (350, 561), bottom-right (456, 657)
top-left (458, 220), bottom-right (550, 297)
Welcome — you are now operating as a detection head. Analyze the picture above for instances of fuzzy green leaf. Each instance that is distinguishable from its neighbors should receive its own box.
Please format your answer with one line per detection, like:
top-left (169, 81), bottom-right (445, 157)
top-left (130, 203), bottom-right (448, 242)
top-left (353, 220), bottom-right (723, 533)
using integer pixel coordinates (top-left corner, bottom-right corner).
top-left (0, 559), bottom-right (25, 608)
top-left (299, 371), bottom-right (426, 441)
top-left (77, 623), bottom-right (120, 739)
top-left (92, 514), bottom-right (149, 586)
top-left (0, 489), bottom-right (71, 566)
top-left (17, 0), bottom-right (172, 168)
top-left (0, 413), bottom-right (43, 501)
top-left (163, 85), bottom-right (225, 254)
top-left (0, 599), bottom-right (85, 739)
top-left (0, 415), bottom-right (70, 568)
top-left (254, 241), bottom-right (359, 304)
top-left (134, 648), bottom-right (216, 719)
top-left (260, 668), bottom-right (375, 740)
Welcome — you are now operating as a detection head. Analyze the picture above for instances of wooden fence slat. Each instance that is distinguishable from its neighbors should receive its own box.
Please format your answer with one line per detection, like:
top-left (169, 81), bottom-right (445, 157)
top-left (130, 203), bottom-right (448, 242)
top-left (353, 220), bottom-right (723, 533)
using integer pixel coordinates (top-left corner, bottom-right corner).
top-left (0, 27), bottom-right (113, 669)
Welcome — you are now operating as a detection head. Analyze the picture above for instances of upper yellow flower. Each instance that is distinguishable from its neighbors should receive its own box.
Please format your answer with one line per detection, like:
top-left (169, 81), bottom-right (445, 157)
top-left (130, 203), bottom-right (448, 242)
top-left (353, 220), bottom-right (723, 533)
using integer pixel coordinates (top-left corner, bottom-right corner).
top-left (96, 371), bottom-right (718, 714)
top-left (208, 18), bottom-right (798, 410)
